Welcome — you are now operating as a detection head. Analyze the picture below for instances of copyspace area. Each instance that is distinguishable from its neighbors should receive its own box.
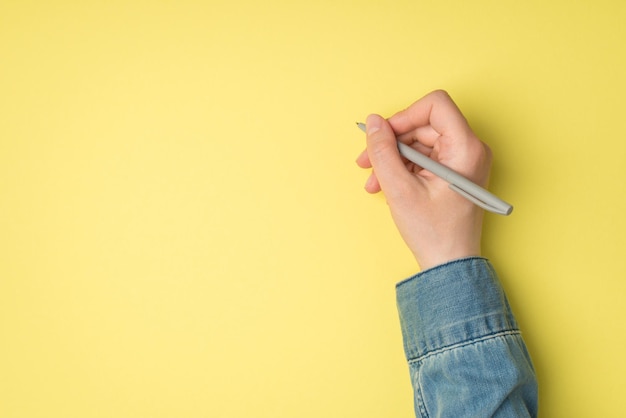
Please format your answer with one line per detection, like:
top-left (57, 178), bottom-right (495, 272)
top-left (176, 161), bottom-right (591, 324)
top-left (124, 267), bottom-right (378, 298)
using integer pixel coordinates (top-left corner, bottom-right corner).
top-left (1, 1), bottom-right (625, 417)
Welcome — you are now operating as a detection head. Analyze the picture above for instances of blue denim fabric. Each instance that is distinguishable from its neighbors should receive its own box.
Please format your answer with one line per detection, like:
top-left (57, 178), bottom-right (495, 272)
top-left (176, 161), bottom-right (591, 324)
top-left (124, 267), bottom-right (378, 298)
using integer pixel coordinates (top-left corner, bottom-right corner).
top-left (396, 257), bottom-right (538, 417)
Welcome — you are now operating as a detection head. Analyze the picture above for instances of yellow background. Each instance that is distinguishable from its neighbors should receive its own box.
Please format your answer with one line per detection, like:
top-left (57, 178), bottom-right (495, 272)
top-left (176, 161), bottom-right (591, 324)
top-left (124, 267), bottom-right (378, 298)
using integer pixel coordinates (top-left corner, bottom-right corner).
top-left (1, 1), bottom-right (625, 416)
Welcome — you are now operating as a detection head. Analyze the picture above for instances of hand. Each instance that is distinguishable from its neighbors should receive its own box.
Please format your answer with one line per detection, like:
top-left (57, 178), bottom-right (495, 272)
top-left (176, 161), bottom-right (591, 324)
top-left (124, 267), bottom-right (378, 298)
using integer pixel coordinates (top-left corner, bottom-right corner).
top-left (356, 90), bottom-right (493, 270)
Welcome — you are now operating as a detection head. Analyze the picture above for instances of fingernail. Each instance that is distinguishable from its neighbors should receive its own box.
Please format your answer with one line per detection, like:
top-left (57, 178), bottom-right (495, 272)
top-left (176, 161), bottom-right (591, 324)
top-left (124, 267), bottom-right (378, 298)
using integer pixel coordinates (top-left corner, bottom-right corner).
top-left (366, 114), bottom-right (381, 135)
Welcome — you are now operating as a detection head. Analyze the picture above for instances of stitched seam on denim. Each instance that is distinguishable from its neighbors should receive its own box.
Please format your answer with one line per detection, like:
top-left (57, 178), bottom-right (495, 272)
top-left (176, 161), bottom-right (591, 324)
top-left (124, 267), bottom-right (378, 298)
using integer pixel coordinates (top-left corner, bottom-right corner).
top-left (408, 329), bottom-right (522, 365)
top-left (410, 365), bottom-right (430, 418)
top-left (415, 375), bottom-right (430, 418)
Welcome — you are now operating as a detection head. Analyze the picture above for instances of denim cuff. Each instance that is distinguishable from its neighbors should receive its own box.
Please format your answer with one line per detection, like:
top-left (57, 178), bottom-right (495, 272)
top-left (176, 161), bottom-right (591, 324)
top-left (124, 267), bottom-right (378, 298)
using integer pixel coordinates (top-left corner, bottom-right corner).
top-left (396, 257), bottom-right (519, 362)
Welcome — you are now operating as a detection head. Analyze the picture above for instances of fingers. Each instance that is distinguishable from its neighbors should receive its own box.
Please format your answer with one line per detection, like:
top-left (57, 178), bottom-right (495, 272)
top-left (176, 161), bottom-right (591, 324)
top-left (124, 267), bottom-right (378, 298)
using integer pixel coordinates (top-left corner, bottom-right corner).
top-left (356, 150), bottom-right (381, 193)
top-left (355, 148), bottom-right (371, 169)
top-left (356, 92), bottom-right (472, 197)
top-left (365, 114), bottom-right (414, 195)
top-left (396, 126), bottom-right (439, 148)
top-left (364, 172), bottom-right (381, 193)
top-left (388, 90), bottom-right (472, 145)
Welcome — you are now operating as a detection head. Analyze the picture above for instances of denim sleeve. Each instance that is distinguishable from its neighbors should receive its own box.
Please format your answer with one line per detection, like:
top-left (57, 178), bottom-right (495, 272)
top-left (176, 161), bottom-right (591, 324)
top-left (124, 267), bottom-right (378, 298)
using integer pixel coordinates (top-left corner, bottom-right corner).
top-left (396, 257), bottom-right (538, 417)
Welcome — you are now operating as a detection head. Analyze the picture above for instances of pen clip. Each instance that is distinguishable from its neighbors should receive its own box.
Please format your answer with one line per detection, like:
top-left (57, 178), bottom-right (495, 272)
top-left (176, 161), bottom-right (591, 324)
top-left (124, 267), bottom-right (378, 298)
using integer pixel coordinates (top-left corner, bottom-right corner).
top-left (448, 184), bottom-right (513, 216)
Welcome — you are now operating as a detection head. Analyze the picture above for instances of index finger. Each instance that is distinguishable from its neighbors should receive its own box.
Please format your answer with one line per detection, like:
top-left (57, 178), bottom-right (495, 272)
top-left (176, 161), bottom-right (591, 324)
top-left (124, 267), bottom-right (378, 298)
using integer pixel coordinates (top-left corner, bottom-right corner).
top-left (388, 90), bottom-right (473, 140)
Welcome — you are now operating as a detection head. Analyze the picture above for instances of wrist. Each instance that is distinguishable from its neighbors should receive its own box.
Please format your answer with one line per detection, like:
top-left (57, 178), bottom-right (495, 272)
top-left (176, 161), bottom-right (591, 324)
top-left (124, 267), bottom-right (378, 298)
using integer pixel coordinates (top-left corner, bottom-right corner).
top-left (414, 246), bottom-right (482, 271)
top-left (403, 209), bottom-right (484, 271)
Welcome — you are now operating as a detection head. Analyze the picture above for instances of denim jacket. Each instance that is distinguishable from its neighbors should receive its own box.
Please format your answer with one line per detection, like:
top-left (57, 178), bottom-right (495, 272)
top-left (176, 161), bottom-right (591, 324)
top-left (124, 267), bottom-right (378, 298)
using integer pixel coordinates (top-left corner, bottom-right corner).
top-left (396, 257), bottom-right (538, 417)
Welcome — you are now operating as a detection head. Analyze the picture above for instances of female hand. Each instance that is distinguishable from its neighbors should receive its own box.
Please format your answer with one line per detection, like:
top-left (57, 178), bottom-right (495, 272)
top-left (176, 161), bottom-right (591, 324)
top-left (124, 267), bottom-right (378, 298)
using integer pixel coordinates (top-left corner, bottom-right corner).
top-left (356, 90), bottom-right (493, 270)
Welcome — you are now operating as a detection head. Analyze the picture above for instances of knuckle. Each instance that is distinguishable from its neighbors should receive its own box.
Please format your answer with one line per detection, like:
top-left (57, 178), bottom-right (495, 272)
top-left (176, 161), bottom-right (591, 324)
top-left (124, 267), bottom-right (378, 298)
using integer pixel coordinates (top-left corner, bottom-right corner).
top-left (368, 140), bottom-right (397, 164)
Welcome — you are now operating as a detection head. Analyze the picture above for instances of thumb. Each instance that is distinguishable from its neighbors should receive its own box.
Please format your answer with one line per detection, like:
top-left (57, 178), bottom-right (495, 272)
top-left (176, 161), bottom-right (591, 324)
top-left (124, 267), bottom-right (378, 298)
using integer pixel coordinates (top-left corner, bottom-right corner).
top-left (366, 114), bottom-right (412, 194)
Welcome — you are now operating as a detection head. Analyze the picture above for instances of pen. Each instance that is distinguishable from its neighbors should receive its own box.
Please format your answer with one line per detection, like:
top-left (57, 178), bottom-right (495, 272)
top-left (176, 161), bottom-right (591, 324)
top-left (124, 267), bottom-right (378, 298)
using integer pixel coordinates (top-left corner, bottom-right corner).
top-left (356, 122), bottom-right (513, 215)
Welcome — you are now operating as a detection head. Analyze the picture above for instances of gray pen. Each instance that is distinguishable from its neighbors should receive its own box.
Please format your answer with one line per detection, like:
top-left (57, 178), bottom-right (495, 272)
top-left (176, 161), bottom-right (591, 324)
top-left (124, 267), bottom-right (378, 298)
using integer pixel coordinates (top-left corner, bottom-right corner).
top-left (356, 122), bottom-right (513, 215)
